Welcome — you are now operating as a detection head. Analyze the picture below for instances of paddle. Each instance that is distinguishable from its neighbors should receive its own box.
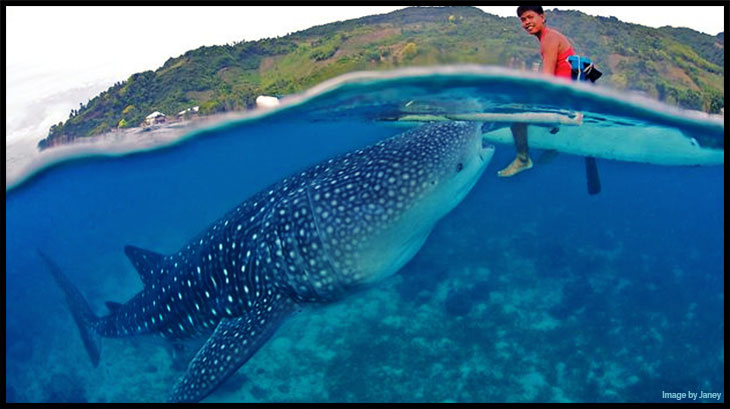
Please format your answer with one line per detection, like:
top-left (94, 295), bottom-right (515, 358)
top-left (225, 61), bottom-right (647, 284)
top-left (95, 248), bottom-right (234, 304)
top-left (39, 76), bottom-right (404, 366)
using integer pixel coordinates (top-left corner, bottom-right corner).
top-left (585, 156), bottom-right (601, 195)
top-left (576, 62), bottom-right (603, 196)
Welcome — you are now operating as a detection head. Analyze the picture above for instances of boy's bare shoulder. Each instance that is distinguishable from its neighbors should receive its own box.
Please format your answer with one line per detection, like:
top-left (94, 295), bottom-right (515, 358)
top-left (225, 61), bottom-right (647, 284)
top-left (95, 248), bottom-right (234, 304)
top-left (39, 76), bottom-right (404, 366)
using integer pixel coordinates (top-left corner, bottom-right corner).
top-left (540, 30), bottom-right (561, 47)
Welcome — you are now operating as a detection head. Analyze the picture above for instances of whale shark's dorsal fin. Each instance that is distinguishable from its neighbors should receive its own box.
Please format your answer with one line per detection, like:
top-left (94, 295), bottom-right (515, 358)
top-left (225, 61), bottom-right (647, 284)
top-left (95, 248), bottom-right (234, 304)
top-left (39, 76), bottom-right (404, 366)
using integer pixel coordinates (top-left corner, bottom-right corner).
top-left (124, 245), bottom-right (166, 286)
top-left (169, 293), bottom-right (298, 402)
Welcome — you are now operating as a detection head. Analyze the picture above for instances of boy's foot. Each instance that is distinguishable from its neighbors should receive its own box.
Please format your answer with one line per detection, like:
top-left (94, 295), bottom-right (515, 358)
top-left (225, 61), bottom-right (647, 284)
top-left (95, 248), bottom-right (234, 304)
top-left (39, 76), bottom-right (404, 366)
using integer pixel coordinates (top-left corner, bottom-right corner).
top-left (497, 157), bottom-right (533, 177)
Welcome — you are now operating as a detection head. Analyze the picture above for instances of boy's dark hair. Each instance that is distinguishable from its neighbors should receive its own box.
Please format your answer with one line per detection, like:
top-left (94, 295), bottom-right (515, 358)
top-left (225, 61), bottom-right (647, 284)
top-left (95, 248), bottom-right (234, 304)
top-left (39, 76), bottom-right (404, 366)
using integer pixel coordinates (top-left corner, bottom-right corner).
top-left (516, 6), bottom-right (544, 17)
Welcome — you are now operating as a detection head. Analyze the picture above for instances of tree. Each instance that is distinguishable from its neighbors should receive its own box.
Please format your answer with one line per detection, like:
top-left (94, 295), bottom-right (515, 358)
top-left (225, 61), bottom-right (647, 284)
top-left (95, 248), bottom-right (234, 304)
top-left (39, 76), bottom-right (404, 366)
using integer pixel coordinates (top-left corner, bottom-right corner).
top-left (402, 42), bottom-right (418, 60)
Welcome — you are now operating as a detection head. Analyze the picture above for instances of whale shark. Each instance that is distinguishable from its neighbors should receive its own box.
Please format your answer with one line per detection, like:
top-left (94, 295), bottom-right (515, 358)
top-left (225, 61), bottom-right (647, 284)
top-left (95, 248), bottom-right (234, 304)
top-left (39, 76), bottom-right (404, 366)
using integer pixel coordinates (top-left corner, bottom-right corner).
top-left (40, 121), bottom-right (495, 402)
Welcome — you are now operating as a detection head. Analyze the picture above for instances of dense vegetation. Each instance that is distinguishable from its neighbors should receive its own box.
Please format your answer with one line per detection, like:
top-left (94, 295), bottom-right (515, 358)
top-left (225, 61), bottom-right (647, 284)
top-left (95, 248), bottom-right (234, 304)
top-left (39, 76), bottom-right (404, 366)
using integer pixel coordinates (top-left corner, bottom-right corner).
top-left (40, 6), bottom-right (724, 148)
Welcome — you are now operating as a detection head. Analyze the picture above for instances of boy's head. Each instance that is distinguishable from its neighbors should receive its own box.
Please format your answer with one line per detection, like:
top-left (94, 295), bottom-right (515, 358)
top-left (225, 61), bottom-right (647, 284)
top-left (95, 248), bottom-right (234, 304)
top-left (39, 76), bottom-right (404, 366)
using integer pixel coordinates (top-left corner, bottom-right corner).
top-left (517, 6), bottom-right (546, 35)
top-left (517, 6), bottom-right (544, 17)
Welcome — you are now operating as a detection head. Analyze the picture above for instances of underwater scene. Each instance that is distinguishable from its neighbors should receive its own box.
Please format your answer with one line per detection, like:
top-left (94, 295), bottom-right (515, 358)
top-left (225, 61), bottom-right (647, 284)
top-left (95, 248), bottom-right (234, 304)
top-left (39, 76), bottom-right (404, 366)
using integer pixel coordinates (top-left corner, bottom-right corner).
top-left (5, 68), bottom-right (724, 403)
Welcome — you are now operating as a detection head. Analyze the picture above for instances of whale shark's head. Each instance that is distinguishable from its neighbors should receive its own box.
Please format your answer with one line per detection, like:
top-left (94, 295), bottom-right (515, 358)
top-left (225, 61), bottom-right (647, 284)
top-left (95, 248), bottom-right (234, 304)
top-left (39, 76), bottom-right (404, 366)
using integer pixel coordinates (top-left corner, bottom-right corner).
top-left (309, 121), bottom-right (494, 290)
top-left (402, 121), bottom-right (495, 215)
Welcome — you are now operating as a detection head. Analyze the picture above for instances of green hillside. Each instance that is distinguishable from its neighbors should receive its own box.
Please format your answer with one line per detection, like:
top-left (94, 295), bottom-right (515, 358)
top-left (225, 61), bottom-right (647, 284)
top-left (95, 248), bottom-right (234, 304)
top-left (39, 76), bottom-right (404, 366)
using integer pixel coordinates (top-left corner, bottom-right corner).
top-left (40, 6), bottom-right (724, 149)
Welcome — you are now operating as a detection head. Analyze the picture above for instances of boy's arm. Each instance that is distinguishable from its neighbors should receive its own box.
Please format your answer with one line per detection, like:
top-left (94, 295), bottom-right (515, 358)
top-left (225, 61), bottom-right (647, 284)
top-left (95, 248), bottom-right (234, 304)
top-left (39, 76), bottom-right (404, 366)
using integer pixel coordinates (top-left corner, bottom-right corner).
top-left (540, 35), bottom-right (559, 76)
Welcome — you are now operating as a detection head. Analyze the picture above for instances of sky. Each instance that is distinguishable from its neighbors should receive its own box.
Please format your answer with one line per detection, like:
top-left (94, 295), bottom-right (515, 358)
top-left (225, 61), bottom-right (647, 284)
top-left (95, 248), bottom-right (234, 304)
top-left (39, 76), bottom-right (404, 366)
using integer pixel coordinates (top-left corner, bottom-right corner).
top-left (5, 6), bottom-right (725, 147)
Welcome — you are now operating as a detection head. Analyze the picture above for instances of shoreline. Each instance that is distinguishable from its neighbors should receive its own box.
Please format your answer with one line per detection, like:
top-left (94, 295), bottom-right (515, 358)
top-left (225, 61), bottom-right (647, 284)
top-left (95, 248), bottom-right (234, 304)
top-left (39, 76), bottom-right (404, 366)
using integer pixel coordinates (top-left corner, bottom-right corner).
top-left (6, 66), bottom-right (724, 192)
top-left (5, 108), bottom-right (279, 191)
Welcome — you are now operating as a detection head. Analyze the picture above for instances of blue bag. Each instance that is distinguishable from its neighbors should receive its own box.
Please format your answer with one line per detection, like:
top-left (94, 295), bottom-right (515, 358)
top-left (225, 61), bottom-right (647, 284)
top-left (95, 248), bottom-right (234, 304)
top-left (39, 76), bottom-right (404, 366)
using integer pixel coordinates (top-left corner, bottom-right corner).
top-left (567, 55), bottom-right (602, 82)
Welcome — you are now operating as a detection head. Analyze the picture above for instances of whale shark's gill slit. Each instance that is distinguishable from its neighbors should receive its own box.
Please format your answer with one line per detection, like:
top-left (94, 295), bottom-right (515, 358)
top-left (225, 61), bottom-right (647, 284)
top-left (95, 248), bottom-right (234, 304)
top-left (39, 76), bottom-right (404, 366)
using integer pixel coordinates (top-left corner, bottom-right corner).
top-left (305, 182), bottom-right (340, 279)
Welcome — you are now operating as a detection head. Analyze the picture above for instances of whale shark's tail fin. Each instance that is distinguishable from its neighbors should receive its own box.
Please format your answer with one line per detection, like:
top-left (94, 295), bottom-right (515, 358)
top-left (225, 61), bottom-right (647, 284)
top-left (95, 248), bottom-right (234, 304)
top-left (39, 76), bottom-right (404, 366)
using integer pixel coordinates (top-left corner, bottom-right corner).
top-left (38, 250), bottom-right (102, 367)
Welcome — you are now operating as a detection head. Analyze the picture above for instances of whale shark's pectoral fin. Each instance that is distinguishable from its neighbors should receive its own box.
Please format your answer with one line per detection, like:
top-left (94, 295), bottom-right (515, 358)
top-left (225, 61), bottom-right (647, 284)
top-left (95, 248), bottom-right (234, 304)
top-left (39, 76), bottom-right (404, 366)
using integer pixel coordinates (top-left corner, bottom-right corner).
top-left (168, 294), bottom-right (298, 402)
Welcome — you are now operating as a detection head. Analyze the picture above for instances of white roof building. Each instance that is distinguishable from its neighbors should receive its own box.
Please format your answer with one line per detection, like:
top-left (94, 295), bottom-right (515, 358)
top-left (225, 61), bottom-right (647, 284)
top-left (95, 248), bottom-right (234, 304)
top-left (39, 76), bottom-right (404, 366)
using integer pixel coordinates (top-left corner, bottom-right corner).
top-left (177, 106), bottom-right (200, 116)
top-left (146, 111), bottom-right (165, 119)
top-left (256, 95), bottom-right (280, 109)
top-left (144, 111), bottom-right (166, 126)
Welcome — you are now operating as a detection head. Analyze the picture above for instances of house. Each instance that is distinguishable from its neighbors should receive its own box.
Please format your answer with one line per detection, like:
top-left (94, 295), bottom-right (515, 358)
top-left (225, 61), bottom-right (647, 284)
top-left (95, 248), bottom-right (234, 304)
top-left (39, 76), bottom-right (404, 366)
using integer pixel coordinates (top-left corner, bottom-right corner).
top-left (256, 95), bottom-right (280, 109)
top-left (145, 111), bottom-right (166, 126)
top-left (177, 106), bottom-right (200, 118)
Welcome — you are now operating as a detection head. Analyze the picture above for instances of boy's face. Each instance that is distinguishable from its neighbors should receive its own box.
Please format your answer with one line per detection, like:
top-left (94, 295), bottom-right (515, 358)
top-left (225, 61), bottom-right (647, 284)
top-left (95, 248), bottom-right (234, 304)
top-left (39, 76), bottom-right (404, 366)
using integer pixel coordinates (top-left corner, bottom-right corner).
top-left (519, 10), bottom-right (545, 35)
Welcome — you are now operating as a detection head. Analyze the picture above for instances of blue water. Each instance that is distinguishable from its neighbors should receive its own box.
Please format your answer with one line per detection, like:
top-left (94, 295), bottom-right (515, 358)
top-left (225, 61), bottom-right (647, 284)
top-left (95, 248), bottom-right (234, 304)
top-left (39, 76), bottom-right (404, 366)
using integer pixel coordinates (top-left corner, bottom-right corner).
top-left (5, 70), bottom-right (724, 403)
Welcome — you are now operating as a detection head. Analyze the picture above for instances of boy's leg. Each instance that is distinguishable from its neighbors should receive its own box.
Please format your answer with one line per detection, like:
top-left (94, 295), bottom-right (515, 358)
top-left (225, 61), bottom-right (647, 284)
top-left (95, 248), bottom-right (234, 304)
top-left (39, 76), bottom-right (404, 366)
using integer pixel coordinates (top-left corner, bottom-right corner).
top-left (498, 123), bottom-right (533, 177)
